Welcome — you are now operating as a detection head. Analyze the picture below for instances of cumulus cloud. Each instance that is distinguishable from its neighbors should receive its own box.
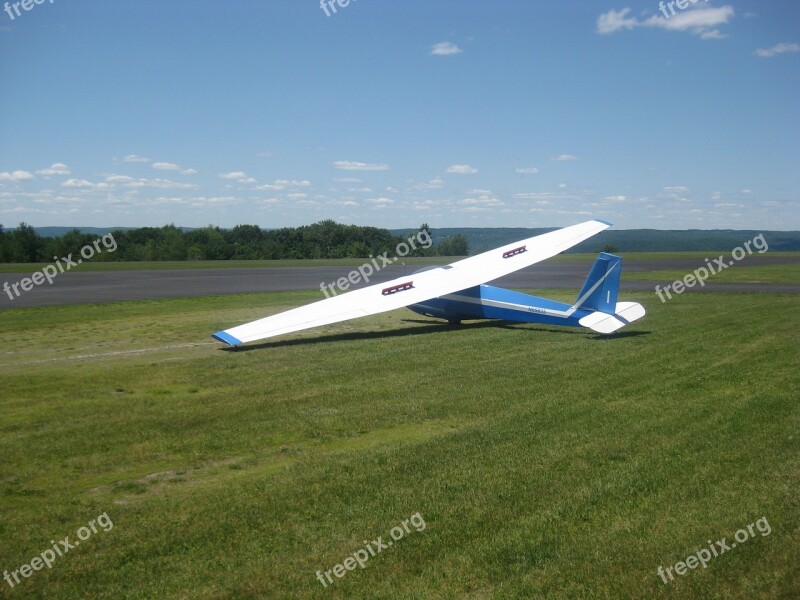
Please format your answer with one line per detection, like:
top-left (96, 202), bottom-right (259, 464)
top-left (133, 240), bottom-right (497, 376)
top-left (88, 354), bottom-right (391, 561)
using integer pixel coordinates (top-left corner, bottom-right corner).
top-left (218, 171), bottom-right (253, 182)
top-left (431, 42), bottom-right (462, 56)
top-left (596, 8), bottom-right (638, 34)
top-left (153, 162), bottom-right (180, 171)
top-left (121, 154), bottom-right (150, 162)
top-left (0, 170), bottom-right (34, 182)
top-left (254, 179), bottom-right (311, 190)
top-left (515, 167), bottom-right (540, 174)
top-left (754, 42), bottom-right (800, 58)
top-left (61, 179), bottom-right (113, 190)
top-left (462, 193), bottom-right (503, 207)
top-left (513, 192), bottom-right (578, 201)
top-left (446, 164), bottom-right (478, 174)
top-left (597, 5), bottom-right (735, 39)
top-left (106, 175), bottom-right (134, 183)
top-left (125, 178), bottom-right (199, 190)
top-left (550, 154), bottom-right (580, 161)
top-left (414, 178), bottom-right (444, 190)
top-left (62, 179), bottom-right (96, 188)
top-left (36, 163), bottom-right (71, 176)
top-left (332, 160), bottom-right (390, 171)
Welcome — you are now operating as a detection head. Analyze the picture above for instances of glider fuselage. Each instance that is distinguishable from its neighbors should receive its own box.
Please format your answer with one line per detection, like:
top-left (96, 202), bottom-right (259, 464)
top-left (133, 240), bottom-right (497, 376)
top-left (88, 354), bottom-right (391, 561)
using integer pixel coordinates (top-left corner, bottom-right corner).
top-left (408, 284), bottom-right (590, 327)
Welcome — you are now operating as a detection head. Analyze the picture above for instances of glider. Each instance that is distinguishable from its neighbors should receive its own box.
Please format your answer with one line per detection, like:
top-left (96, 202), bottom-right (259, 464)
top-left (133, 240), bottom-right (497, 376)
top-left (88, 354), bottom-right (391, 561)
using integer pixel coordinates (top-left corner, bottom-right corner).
top-left (212, 219), bottom-right (645, 346)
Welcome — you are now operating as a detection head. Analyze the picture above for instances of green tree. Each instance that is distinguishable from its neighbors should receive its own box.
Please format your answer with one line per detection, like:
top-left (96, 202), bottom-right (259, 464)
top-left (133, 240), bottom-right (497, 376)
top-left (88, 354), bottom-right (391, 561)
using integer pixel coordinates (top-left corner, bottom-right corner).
top-left (437, 234), bottom-right (469, 256)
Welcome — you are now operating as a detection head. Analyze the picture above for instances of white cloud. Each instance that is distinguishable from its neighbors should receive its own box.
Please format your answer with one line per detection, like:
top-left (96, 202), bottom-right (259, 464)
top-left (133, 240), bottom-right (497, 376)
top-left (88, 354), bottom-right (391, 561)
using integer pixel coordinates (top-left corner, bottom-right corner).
top-left (121, 154), bottom-right (150, 163)
top-left (462, 194), bottom-right (503, 207)
top-left (604, 195), bottom-right (628, 202)
top-left (596, 8), bottom-right (638, 34)
top-left (663, 186), bottom-right (689, 193)
top-left (550, 154), bottom-right (580, 161)
top-left (446, 164), bottom-right (477, 174)
top-left (62, 178), bottom-right (96, 188)
top-left (0, 170), bottom-right (34, 182)
top-left (700, 29), bottom-right (726, 40)
top-left (153, 162), bottom-right (180, 171)
top-left (106, 175), bottom-right (134, 183)
top-left (741, 188), bottom-right (753, 194)
top-left (61, 179), bottom-right (112, 190)
top-left (414, 178), bottom-right (444, 190)
top-left (597, 6), bottom-right (735, 39)
top-left (431, 42), bottom-right (462, 56)
top-left (515, 167), bottom-right (540, 174)
top-left (218, 171), bottom-right (252, 182)
top-left (125, 178), bottom-right (199, 190)
top-left (645, 6), bottom-right (734, 33)
top-left (332, 160), bottom-right (390, 171)
top-left (254, 179), bottom-right (312, 190)
top-left (366, 197), bottom-right (394, 204)
top-left (36, 163), bottom-right (70, 176)
top-left (181, 168), bottom-right (198, 175)
top-left (754, 42), bottom-right (800, 58)
top-left (513, 192), bottom-right (577, 200)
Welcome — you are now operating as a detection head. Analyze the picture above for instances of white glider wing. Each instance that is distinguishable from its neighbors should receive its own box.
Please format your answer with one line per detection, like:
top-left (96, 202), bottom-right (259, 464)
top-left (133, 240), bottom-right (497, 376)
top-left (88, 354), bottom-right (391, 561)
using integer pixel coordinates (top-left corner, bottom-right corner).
top-left (212, 219), bottom-right (611, 345)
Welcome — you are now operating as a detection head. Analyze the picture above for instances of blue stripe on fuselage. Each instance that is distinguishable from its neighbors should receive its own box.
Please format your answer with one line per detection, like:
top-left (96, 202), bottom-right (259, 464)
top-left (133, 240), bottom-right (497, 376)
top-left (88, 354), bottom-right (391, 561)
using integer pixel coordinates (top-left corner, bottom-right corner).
top-left (408, 284), bottom-right (592, 327)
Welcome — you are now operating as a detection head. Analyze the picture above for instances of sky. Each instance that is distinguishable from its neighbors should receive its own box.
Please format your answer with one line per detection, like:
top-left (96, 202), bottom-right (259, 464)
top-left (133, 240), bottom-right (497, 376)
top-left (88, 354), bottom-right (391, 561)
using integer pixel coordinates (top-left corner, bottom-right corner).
top-left (0, 0), bottom-right (798, 231)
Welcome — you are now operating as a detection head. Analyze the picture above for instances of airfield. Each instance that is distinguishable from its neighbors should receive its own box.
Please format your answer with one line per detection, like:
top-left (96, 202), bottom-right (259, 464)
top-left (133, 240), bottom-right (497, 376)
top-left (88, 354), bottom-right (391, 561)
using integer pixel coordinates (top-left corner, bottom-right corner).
top-left (0, 253), bottom-right (798, 598)
top-left (1, 254), bottom-right (798, 309)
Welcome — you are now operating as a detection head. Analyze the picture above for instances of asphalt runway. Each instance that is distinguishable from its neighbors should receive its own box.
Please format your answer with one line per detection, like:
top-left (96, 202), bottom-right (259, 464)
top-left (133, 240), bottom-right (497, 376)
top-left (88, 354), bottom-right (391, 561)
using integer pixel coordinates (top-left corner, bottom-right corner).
top-left (0, 256), bottom-right (797, 309)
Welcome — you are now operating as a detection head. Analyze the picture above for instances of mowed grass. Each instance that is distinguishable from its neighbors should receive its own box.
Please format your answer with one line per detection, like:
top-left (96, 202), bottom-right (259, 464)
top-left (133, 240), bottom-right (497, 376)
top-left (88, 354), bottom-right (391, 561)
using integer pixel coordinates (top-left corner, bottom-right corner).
top-left (624, 263), bottom-right (800, 285)
top-left (0, 289), bottom-right (798, 599)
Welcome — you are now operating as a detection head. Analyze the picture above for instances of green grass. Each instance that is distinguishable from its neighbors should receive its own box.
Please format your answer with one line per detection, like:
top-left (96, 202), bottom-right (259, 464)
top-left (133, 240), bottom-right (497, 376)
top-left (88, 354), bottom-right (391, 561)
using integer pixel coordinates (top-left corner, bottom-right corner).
top-left (624, 263), bottom-right (800, 285)
top-left (0, 290), bottom-right (798, 598)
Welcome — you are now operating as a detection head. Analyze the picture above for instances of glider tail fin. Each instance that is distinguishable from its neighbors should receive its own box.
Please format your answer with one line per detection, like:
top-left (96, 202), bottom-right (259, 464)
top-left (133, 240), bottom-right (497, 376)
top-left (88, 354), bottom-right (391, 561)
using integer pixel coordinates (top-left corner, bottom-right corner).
top-left (574, 252), bottom-right (621, 313)
top-left (575, 253), bottom-right (646, 333)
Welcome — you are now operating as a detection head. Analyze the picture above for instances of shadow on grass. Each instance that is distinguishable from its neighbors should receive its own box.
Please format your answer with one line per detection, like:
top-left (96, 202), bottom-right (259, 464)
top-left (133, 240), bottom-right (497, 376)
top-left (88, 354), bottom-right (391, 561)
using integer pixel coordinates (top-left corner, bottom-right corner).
top-left (590, 330), bottom-right (651, 340)
top-left (219, 318), bottom-right (650, 352)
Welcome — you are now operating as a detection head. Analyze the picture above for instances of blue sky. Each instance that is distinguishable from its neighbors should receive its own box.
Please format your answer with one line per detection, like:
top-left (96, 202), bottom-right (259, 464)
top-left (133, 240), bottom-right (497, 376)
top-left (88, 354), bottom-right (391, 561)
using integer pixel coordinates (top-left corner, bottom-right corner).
top-left (1, 0), bottom-right (798, 230)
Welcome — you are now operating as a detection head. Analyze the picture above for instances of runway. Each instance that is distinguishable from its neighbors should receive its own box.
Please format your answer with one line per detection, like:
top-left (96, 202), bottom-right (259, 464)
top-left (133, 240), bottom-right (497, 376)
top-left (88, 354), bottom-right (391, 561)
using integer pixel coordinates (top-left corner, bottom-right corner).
top-left (1, 256), bottom-right (797, 309)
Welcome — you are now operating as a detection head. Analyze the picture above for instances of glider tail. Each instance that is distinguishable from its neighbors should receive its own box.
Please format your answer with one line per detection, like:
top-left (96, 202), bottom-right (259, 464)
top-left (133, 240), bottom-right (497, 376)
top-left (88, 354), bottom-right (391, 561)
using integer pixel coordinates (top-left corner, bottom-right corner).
top-left (575, 253), bottom-right (646, 333)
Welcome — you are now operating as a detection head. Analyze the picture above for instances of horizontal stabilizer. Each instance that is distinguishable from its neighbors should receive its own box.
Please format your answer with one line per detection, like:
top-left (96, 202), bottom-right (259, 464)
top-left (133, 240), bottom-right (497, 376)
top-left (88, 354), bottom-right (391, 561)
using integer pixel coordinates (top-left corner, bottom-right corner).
top-left (578, 301), bottom-right (646, 334)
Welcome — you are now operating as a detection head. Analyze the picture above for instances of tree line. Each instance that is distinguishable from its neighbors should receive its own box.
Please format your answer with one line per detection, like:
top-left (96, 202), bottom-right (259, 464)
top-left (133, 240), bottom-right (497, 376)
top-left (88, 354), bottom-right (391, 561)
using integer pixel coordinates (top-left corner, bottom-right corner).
top-left (0, 221), bottom-right (470, 263)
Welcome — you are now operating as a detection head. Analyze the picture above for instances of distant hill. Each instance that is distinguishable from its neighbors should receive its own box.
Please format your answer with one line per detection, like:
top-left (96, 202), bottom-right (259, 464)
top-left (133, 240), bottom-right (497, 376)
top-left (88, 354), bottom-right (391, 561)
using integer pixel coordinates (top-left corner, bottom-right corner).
top-left (30, 226), bottom-right (800, 253)
top-left (391, 228), bottom-right (800, 253)
top-left (34, 226), bottom-right (178, 237)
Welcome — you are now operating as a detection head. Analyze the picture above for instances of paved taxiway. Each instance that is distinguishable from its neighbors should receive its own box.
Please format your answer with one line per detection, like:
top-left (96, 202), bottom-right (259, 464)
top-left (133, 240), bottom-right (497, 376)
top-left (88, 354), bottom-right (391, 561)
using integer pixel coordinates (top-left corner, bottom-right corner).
top-left (1, 256), bottom-right (797, 309)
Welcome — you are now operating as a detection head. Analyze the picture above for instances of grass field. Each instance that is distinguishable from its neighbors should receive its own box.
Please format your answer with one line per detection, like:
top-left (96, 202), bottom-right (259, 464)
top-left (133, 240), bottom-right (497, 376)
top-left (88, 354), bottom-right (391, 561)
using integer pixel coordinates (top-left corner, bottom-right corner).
top-left (1, 285), bottom-right (798, 598)
top-left (624, 263), bottom-right (800, 285)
